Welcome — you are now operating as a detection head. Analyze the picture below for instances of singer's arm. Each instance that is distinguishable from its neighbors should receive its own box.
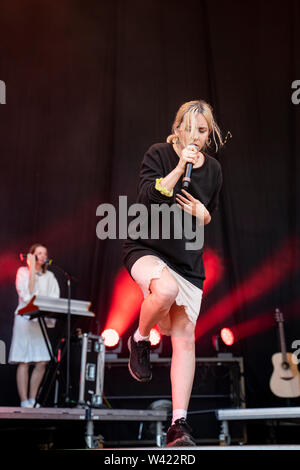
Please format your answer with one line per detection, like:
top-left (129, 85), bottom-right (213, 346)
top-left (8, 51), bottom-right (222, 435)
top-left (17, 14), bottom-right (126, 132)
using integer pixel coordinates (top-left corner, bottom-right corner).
top-left (159, 166), bottom-right (184, 193)
top-left (138, 144), bottom-right (198, 205)
top-left (156, 146), bottom-right (198, 194)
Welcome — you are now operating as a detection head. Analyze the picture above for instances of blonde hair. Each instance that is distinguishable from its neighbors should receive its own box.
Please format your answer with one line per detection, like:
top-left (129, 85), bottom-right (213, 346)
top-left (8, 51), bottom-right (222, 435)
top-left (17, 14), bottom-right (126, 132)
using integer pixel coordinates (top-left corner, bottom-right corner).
top-left (167, 100), bottom-right (223, 152)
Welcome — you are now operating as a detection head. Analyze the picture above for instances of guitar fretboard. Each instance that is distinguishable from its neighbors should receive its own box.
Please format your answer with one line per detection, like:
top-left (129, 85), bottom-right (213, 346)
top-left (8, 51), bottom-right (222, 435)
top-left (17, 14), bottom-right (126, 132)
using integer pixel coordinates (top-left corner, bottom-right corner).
top-left (275, 308), bottom-right (288, 365)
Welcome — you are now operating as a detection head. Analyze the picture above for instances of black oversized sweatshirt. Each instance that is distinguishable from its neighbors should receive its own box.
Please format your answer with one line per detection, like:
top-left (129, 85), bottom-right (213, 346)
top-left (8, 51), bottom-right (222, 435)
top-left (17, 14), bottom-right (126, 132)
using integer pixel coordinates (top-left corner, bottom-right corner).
top-left (122, 143), bottom-right (222, 289)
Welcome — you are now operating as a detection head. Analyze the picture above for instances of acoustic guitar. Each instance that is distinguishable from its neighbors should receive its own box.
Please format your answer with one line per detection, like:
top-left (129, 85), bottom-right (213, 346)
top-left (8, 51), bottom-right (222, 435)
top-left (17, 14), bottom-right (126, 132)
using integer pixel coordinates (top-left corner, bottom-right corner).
top-left (270, 309), bottom-right (300, 398)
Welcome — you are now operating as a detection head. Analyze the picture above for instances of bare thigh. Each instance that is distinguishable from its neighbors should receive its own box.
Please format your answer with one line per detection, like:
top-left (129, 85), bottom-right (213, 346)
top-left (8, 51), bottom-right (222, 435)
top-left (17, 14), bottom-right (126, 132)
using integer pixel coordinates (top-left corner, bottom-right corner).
top-left (157, 300), bottom-right (196, 338)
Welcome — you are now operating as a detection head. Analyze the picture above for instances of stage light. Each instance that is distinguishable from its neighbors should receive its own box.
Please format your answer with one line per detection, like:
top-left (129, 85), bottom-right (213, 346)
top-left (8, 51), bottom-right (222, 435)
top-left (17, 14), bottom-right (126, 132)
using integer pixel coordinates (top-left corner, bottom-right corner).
top-left (101, 328), bottom-right (120, 348)
top-left (101, 329), bottom-right (123, 359)
top-left (202, 247), bottom-right (224, 294)
top-left (212, 327), bottom-right (235, 357)
top-left (150, 328), bottom-right (161, 347)
top-left (149, 327), bottom-right (163, 358)
top-left (220, 327), bottom-right (235, 346)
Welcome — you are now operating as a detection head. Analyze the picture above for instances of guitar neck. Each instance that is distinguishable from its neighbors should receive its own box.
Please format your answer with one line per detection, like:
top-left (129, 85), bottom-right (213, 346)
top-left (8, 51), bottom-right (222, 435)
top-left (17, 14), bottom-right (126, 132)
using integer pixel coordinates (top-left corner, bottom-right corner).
top-left (278, 322), bottom-right (287, 362)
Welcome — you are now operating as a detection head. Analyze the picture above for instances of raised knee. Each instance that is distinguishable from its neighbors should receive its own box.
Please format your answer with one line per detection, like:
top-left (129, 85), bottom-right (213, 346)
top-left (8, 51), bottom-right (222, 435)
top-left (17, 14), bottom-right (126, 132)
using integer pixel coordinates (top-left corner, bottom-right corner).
top-left (153, 281), bottom-right (179, 309)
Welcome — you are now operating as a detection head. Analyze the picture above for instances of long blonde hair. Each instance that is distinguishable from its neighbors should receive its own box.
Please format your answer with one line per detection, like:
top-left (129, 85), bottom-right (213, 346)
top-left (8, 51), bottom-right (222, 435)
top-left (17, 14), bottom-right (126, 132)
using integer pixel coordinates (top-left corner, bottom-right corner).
top-left (167, 100), bottom-right (223, 152)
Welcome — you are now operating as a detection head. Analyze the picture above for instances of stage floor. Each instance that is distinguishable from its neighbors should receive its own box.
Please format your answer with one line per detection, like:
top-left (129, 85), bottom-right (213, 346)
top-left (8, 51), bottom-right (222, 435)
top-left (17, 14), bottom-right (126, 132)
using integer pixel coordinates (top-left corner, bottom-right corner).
top-left (1, 407), bottom-right (300, 450)
top-left (0, 406), bottom-right (167, 421)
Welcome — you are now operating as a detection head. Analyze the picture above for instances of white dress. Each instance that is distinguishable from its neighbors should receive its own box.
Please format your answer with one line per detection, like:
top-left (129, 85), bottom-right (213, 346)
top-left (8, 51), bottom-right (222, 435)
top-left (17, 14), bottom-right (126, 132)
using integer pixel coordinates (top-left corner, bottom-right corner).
top-left (8, 267), bottom-right (60, 364)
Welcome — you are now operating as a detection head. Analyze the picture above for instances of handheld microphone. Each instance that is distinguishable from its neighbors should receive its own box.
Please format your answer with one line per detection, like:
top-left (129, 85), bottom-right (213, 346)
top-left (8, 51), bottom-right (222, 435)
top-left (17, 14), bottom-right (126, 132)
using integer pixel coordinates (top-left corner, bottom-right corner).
top-left (181, 144), bottom-right (199, 189)
top-left (19, 253), bottom-right (37, 262)
top-left (19, 253), bottom-right (53, 265)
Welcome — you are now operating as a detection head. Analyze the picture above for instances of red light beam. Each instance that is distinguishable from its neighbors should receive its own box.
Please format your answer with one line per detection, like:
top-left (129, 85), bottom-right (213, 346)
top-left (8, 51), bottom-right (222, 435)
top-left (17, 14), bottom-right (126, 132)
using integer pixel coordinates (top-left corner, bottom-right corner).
top-left (104, 268), bottom-right (143, 337)
top-left (196, 235), bottom-right (300, 339)
top-left (202, 247), bottom-right (224, 294)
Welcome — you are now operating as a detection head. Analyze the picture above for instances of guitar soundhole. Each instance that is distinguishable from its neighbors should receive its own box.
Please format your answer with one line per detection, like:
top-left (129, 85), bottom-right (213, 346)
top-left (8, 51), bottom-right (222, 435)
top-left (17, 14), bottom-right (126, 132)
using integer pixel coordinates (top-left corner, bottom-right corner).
top-left (281, 361), bottom-right (290, 370)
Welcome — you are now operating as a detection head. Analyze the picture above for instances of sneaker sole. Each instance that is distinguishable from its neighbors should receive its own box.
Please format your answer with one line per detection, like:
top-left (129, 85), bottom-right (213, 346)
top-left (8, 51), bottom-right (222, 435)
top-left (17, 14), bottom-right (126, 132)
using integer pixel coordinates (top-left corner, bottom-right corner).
top-left (166, 436), bottom-right (196, 447)
top-left (127, 337), bottom-right (152, 383)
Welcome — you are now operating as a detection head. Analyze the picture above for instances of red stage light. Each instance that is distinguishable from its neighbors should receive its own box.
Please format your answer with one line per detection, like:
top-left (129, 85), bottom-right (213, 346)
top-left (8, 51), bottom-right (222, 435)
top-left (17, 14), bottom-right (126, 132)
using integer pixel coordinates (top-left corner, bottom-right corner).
top-left (202, 247), bottom-right (224, 294)
top-left (0, 252), bottom-right (20, 284)
top-left (220, 327), bottom-right (235, 346)
top-left (149, 328), bottom-right (161, 347)
top-left (101, 328), bottom-right (120, 348)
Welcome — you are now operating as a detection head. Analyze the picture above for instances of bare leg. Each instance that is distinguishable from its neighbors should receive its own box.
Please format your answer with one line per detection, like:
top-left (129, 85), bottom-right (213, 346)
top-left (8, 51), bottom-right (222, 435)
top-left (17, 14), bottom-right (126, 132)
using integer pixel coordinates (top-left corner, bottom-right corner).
top-left (170, 307), bottom-right (196, 411)
top-left (16, 363), bottom-right (30, 402)
top-left (29, 361), bottom-right (47, 400)
top-left (138, 267), bottom-right (179, 337)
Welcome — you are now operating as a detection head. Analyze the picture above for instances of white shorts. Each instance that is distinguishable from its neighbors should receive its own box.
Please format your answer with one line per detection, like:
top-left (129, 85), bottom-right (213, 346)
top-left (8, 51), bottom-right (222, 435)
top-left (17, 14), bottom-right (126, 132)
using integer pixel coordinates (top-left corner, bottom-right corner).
top-left (131, 255), bottom-right (203, 325)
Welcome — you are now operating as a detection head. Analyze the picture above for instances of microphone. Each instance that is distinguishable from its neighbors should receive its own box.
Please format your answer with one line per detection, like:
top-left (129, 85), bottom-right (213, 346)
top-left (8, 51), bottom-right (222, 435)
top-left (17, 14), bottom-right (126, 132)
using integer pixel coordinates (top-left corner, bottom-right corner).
top-left (19, 253), bottom-right (37, 262)
top-left (19, 253), bottom-right (53, 265)
top-left (181, 144), bottom-right (199, 189)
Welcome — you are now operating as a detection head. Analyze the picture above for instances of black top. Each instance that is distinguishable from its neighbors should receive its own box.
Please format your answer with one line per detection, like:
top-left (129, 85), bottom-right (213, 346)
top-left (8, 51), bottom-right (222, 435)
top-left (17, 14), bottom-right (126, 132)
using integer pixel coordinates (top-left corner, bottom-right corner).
top-left (122, 142), bottom-right (222, 289)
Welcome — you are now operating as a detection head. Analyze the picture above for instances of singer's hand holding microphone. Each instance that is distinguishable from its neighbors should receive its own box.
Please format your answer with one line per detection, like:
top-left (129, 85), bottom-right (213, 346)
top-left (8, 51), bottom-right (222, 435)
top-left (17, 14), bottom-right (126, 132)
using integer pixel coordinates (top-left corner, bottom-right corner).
top-left (176, 144), bottom-right (200, 176)
top-left (175, 144), bottom-right (211, 224)
top-left (19, 253), bottom-right (53, 267)
top-left (26, 253), bottom-right (36, 270)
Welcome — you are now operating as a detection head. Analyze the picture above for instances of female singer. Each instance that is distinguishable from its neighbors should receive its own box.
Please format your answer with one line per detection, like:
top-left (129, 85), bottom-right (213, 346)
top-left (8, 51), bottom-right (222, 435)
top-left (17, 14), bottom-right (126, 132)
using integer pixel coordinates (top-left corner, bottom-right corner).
top-left (123, 100), bottom-right (223, 446)
top-left (9, 243), bottom-right (60, 407)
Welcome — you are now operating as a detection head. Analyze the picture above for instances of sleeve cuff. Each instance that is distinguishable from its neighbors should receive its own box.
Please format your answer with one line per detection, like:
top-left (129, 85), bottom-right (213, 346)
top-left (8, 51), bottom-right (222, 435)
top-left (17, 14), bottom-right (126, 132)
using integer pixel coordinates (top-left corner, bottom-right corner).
top-left (155, 178), bottom-right (173, 197)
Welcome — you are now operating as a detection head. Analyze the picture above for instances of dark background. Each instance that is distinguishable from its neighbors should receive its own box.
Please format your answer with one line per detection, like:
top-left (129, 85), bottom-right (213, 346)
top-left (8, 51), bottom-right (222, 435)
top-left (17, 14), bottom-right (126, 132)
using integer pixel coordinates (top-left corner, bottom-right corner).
top-left (0, 0), bottom-right (300, 442)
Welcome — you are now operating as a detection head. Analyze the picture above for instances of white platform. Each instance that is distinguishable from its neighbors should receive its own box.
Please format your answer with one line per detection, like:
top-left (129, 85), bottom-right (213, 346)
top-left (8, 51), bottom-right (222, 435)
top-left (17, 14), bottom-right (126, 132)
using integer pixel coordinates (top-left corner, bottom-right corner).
top-left (216, 407), bottom-right (300, 420)
top-left (215, 407), bottom-right (300, 446)
top-left (0, 407), bottom-right (167, 421)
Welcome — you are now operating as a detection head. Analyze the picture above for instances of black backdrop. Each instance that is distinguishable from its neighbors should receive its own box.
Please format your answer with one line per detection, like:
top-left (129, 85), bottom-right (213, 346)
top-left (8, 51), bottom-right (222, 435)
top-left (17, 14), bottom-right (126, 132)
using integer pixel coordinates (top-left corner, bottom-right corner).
top-left (0, 0), bottom-right (300, 417)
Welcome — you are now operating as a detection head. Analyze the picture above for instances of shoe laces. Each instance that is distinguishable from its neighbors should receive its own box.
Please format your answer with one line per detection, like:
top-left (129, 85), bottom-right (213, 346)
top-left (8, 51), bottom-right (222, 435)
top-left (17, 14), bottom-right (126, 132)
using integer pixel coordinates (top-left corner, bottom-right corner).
top-left (137, 340), bottom-right (150, 366)
top-left (173, 418), bottom-right (192, 433)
